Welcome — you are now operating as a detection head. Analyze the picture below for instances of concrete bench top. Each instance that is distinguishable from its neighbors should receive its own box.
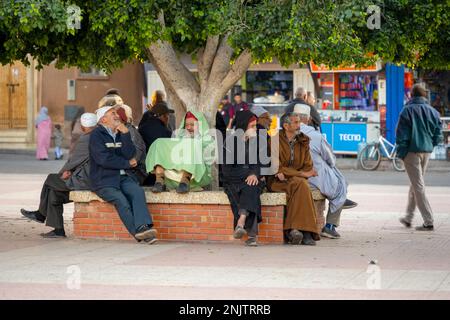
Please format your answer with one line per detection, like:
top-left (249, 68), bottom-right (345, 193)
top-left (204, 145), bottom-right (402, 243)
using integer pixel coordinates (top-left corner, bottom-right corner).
top-left (70, 189), bottom-right (288, 206)
top-left (70, 187), bottom-right (325, 205)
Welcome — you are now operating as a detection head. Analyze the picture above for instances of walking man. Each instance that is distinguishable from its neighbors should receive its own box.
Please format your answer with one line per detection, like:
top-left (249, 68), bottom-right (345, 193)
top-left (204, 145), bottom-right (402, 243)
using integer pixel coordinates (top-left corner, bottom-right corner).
top-left (396, 84), bottom-right (443, 231)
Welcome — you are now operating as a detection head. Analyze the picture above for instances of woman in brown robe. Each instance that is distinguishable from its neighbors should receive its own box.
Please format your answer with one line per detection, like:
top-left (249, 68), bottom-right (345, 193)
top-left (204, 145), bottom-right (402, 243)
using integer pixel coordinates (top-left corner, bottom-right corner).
top-left (267, 112), bottom-right (320, 245)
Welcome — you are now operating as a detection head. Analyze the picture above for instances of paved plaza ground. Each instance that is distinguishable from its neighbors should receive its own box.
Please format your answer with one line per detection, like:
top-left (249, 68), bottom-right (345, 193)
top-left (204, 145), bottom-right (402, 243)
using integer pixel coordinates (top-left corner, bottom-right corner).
top-left (0, 152), bottom-right (449, 299)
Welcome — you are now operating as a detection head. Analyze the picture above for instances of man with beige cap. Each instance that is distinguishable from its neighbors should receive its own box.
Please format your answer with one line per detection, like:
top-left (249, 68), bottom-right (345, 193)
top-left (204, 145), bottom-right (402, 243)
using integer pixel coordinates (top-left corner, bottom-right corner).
top-left (89, 106), bottom-right (158, 244)
top-left (20, 113), bottom-right (98, 238)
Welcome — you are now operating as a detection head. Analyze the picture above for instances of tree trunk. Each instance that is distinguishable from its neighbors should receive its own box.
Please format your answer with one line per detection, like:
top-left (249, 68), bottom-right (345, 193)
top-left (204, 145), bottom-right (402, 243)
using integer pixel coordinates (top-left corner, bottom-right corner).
top-left (145, 28), bottom-right (253, 189)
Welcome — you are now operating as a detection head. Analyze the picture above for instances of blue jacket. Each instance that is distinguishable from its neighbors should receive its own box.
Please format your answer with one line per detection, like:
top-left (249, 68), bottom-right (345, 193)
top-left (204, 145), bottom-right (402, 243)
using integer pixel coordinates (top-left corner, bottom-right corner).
top-left (395, 97), bottom-right (443, 159)
top-left (89, 125), bottom-right (136, 191)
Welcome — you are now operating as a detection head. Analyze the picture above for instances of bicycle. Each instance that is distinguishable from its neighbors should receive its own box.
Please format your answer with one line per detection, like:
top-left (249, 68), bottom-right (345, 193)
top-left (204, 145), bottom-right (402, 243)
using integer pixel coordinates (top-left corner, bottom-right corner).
top-left (359, 127), bottom-right (405, 172)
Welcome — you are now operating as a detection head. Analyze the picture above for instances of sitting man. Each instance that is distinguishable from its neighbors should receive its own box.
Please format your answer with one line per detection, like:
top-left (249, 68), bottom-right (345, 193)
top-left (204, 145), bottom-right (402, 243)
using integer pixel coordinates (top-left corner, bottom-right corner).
top-left (90, 106), bottom-right (157, 244)
top-left (21, 113), bottom-right (97, 238)
top-left (267, 112), bottom-right (320, 246)
top-left (146, 111), bottom-right (214, 194)
top-left (222, 111), bottom-right (264, 246)
top-left (116, 105), bottom-right (148, 185)
top-left (295, 104), bottom-right (358, 239)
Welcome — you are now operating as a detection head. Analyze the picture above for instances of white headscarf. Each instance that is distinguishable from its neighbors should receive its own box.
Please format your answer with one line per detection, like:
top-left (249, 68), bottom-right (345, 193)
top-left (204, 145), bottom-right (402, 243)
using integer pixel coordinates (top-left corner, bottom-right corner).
top-left (35, 106), bottom-right (49, 126)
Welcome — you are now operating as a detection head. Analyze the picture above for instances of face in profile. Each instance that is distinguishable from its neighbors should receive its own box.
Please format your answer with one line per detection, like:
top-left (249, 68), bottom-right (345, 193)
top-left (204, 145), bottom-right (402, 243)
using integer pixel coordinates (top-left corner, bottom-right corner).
top-left (284, 115), bottom-right (300, 133)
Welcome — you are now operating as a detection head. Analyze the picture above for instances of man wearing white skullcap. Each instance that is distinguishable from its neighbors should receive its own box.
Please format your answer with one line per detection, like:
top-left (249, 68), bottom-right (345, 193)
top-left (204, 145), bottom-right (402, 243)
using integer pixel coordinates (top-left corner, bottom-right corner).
top-left (20, 113), bottom-right (97, 239)
top-left (293, 103), bottom-right (311, 117)
top-left (298, 107), bottom-right (358, 240)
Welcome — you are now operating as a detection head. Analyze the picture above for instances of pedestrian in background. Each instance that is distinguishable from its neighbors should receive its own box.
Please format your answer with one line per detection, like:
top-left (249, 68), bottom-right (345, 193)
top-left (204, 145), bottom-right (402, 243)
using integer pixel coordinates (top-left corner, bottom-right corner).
top-left (35, 106), bottom-right (52, 160)
top-left (52, 124), bottom-right (64, 160)
top-left (397, 83), bottom-right (443, 231)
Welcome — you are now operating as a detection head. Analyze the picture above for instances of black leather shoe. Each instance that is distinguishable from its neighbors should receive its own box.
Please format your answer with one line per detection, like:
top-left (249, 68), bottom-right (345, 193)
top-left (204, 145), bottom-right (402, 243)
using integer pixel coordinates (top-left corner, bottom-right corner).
top-left (399, 217), bottom-right (412, 228)
top-left (415, 224), bottom-right (434, 231)
top-left (151, 182), bottom-right (166, 193)
top-left (289, 229), bottom-right (303, 245)
top-left (342, 199), bottom-right (358, 209)
top-left (176, 182), bottom-right (190, 194)
top-left (41, 229), bottom-right (66, 238)
top-left (21, 209), bottom-right (45, 223)
top-left (301, 232), bottom-right (316, 246)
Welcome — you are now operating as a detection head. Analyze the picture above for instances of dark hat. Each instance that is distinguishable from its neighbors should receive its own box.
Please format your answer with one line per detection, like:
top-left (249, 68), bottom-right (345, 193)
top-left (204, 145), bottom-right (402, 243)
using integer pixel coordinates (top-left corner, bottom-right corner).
top-left (151, 101), bottom-right (174, 116)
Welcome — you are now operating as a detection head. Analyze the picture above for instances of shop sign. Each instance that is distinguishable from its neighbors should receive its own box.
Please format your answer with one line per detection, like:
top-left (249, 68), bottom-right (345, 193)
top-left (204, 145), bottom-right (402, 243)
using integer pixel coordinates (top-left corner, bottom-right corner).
top-left (310, 61), bottom-right (382, 73)
top-left (333, 123), bottom-right (367, 152)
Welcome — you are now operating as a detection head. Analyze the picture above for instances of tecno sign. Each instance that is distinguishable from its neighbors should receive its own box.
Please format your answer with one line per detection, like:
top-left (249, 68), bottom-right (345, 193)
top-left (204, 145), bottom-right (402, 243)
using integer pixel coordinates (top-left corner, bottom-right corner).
top-left (339, 134), bottom-right (362, 142)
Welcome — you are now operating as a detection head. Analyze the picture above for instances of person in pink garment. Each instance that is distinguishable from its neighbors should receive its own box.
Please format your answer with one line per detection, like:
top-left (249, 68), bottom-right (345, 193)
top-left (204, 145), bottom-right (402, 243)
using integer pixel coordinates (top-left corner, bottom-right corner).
top-left (35, 106), bottom-right (52, 160)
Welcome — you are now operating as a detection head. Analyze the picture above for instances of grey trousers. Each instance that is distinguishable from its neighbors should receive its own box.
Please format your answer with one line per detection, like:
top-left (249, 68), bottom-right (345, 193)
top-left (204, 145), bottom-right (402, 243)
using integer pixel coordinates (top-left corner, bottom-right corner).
top-left (326, 206), bottom-right (342, 227)
top-left (403, 152), bottom-right (434, 226)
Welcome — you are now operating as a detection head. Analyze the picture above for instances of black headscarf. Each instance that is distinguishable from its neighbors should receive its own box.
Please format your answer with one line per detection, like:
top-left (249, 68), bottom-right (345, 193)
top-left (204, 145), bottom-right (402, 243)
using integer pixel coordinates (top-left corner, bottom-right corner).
top-left (233, 110), bottom-right (257, 131)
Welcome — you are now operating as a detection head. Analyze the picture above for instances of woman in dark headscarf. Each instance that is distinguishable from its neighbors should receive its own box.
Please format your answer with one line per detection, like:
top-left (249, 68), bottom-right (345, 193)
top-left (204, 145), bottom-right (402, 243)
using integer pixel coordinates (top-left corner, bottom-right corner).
top-left (222, 110), bottom-right (264, 246)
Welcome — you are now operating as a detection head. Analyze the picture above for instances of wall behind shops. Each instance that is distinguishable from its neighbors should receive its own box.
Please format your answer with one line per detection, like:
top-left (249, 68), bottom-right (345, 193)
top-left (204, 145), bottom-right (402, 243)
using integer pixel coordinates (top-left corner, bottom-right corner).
top-left (39, 62), bottom-right (145, 126)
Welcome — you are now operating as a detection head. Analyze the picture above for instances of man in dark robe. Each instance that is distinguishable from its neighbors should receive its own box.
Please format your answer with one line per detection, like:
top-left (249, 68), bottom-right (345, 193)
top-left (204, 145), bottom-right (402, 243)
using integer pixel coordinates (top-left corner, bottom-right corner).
top-left (222, 111), bottom-right (265, 246)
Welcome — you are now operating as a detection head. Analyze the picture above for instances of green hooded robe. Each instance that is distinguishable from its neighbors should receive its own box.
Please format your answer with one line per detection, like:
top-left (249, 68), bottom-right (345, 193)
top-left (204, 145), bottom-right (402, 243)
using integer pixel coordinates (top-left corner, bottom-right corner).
top-left (145, 111), bottom-right (215, 191)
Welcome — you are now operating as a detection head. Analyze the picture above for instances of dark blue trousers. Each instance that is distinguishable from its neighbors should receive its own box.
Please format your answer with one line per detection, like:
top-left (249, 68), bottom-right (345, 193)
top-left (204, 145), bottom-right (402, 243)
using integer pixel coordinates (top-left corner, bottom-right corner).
top-left (95, 175), bottom-right (152, 235)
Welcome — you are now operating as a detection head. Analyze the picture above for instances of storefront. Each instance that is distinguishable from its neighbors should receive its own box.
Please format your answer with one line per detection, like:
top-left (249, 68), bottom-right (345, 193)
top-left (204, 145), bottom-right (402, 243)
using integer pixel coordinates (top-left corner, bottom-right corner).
top-left (310, 61), bottom-right (383, 154)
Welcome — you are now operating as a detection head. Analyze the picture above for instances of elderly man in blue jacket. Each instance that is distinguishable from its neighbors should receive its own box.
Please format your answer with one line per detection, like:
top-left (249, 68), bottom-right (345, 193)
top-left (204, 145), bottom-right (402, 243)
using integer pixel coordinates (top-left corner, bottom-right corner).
top-left (396, 84), bottom-right (443, 231)
top-left (89, 105), bottom-right (157, 244)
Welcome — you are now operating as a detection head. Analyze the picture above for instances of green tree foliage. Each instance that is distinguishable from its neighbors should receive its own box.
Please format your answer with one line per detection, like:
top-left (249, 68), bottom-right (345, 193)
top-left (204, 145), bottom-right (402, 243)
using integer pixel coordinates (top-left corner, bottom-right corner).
top-left (1, 0), bottom-right (448, 71)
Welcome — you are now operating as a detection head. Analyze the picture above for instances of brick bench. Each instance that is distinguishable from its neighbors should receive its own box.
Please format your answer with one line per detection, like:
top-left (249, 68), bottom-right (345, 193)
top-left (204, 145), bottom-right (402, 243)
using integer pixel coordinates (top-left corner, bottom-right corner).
top-left (70, 189), bottom-right (326, 244)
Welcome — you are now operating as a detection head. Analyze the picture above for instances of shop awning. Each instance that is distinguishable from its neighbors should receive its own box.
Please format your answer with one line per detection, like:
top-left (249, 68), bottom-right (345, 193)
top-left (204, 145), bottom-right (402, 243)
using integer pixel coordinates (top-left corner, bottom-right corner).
top-left (310, 61), bottom-right (382, 73)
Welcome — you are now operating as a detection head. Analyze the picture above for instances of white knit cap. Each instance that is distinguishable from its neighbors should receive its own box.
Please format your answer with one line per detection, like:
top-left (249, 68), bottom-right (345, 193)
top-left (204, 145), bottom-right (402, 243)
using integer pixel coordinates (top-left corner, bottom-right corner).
top-left (80, 113), bottom-right (97, 127)
top-left (293, 103), bottom-right (310, 116)
top-left (96, 106), bottom-right (114, 123)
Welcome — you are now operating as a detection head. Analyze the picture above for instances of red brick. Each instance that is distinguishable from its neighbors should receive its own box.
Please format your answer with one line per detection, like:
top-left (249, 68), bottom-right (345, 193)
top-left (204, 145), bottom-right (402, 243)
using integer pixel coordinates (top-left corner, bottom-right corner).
top-left (209, 222), bottom-right (227, 229)
top-left (168, 227), bottom-right (185, 233)
top-left (112, 219), bottom-right (125, 225)
top-left (185, 228), bottom-right (200, 234)
top-left (174, 221), bottom-right (193, 227)
top-left (74, 212), bottom-right (88, 218)
top-left (200, 228), bottom-right (217, 235)
top-left (105, 225), bottom-right (127, 232)
top-left (207, 235), bottom-right (230, 241)
top-left (192, 234), bottom-right (209, 241)
top-left (115, 232), bottom-right (132, 239)
top-left (155, 227), bottom-right (168, 234)
top-left (160, 209), bottom-right (179, 215)
top-left (216, 229), bottom-right (233, 235)
top-left (268, 218), bottom-right (283, 225)
top-left (185, 215), bottom-right (202, 222)
top-left (160, 233), bottom-right (177, 240)
top-left (176, 234), bottom-right (193, 240)
top-left (170, 215), bottom-right (186, 221)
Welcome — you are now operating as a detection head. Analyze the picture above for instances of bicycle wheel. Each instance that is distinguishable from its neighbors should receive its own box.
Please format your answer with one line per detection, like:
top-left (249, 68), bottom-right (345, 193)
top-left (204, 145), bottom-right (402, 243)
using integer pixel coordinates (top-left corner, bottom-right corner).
top-left (392, 151), bottom-right (405, 172)
top-left (359, 144), bottom-right (381, 170)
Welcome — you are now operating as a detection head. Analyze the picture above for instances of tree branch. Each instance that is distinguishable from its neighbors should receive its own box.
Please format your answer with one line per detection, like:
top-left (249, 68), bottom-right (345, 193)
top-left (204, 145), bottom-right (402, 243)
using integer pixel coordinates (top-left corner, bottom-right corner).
top-left (197, 35), bottom-right (219, 89)
top-left (209, 35), bottom-right (234, 85)
top-left (221, 49), bottom-right (253, 90)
